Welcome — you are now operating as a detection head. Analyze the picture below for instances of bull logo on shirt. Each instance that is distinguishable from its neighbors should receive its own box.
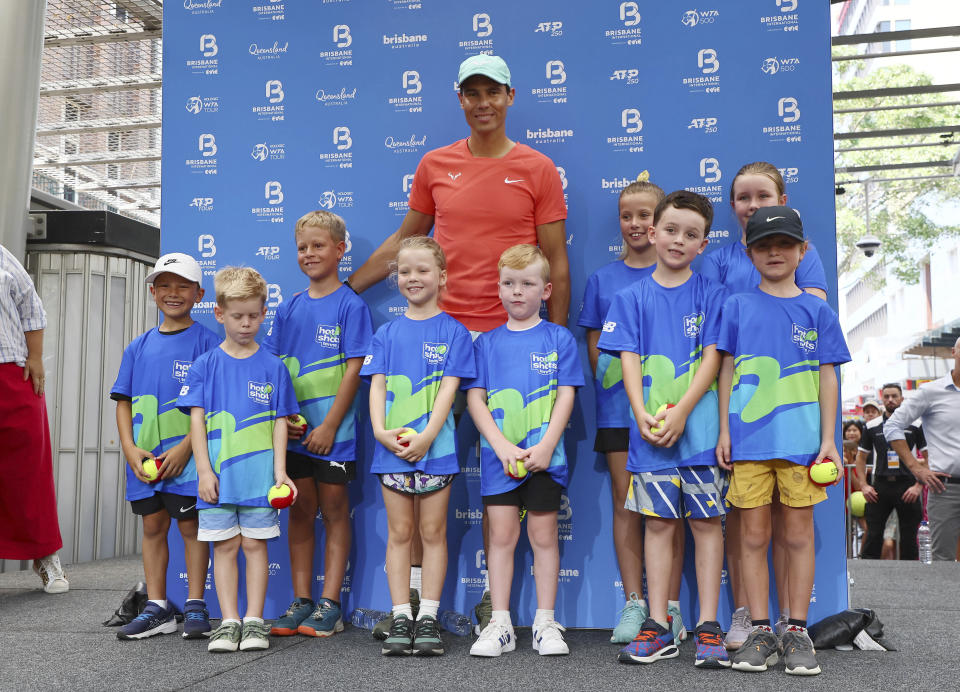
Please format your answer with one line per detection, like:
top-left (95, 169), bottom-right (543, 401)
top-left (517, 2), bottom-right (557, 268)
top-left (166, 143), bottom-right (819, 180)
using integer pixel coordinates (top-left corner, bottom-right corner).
top-left (791, 324), bottom-right (818, 353)
top-left (683, 312), bottom-right (704, 338)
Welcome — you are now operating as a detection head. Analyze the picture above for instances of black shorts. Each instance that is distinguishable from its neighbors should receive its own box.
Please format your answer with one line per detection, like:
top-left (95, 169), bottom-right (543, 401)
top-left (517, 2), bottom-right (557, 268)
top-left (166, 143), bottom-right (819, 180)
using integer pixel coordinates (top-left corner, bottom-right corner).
top-left (287, 450), bottom-right (356, 484)
top-left (594, 427), bottom-right (629, 453)
top-left (130, 492), bottom-right (198, 520)
top-left (483, 472), bottom-right (563, 512)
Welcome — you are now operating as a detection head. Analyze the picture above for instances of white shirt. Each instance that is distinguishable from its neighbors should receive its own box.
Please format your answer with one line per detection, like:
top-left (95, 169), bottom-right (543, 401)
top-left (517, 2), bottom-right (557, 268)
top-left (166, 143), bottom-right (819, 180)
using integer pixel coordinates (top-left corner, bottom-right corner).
top-left (0, 245), bottom-right (46, 366)
top-left (884, 373), bottom-right (960, 476)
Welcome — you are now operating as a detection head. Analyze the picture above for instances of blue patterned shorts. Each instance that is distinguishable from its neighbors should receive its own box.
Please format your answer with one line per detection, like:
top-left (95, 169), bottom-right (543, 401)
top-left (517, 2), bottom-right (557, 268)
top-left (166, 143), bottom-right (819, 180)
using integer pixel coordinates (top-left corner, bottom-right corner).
top-left (379, 471), bottom-right (455, 496)
top-left (626, 465), bottom-right (729, 519)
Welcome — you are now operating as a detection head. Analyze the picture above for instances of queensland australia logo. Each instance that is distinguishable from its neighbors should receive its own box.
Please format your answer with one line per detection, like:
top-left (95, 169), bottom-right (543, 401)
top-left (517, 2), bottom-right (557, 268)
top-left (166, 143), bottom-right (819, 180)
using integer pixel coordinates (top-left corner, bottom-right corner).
top-left (606, 2), bottom-right (643, 45)
top-left (185, 95), bottom-right (220, 115)
top-left (316, 86), bottom-right (357, 107)
top-left (249, 41), bottom-right (289, 61)
top-left (530, 351), bottom-right (559, 376)
top-left (761, 56), bottom-right (800, 75)
top-left (385, 134), bottom-right (427, 154)
top-left (384, 31), bottom-right (428, 49)
top-left (319, 25), bottom-right (352, 67)
top-left (250, 141), bottom-right (285, 162)
top-left (423, 342), bottom-right (449, 365)
top-left (252, 2), bottom-right (285, 21)
top-left (682, 9), bottom-right (719, 26)
top-left (792, 323), bottom-right (818, 353)
top-left (248, 381), bottom-right (274, 405)
top-left (315, 324), bottom-right (342, 349)
top-left (532, 60), bottom-right (567, 105)
top-left (186, 34), bottom-right (219, 75)
top-left (683, 312), bottom-right (705, 338)
top-left (460, 13), bottom-right (493, 54)
top-left (683, 48), bottom-right (720, 94)
top-left (526, 125), bottom-right (572, 145)
top-left (183, 0), bottom-right (221, 15)
top-left (762, 0), bottom-right (799, 32)
top-left (608, 109), bottom-right (643, 153)
top-left (172, 360), bottom-right (192, 383)
top-left (390, 71), bottom-right (423, 113)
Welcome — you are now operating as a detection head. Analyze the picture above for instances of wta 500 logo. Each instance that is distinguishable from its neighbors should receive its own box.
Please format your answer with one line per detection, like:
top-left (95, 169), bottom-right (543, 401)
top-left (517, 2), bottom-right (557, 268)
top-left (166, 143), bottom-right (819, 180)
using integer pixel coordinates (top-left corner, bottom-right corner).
top-left (423, 342), bottom-right (449, 365)
top-left (681, 9), bottom-right (719, 26)
top-left (762, 56), bottom-right (800, 74)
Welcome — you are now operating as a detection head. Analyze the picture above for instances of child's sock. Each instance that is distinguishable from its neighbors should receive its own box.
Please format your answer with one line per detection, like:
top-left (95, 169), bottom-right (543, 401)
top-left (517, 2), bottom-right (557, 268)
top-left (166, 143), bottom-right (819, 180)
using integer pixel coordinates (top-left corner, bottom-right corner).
top-left (186, 598), bottom-right (205, 606)
top-left (148, 599), bottom-right (168, 609)
top-left (752, 618), bottom-right (773, 632)
top-left (655, 620), bottom-right (669, 630)
top-left (392, 603), bottom-right (413, 620)
top-left (633, 597), bottom-right (648, 609)
top-left (222, 618), bottom-right (241, 626)
top-left (417, 599), bottom-right (439, 620)
top-left (323, 598), bottom-right (341, 608)
top-left (410, 565), bottom-right (422, 592)
top-left (491, 610), bottom-right (512, 627)
top-left (534, 608), bottom-right (554, 626)
top-left (787, 618), bottom-right (807, 630)
top-left (242, 616), bottom-right (263, 624)
top-left (667, 599), bottom-right (680, 612)
top-left (483, 571), bottom-right (490, 592)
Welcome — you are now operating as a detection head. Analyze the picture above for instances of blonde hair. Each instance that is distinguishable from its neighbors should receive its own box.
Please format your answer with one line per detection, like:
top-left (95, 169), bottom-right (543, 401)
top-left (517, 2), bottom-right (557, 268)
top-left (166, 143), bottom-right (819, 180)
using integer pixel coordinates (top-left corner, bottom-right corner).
top-left (214, 266), bottom-right (268, 308)
top-left (730, 161), bottom-right (785, 202)
top-left (396, 236), bottom-right (447, 271)
top-left (498, 244), bottom-right (550, 283)
top-left (295, 210), bottom-right (347, 244)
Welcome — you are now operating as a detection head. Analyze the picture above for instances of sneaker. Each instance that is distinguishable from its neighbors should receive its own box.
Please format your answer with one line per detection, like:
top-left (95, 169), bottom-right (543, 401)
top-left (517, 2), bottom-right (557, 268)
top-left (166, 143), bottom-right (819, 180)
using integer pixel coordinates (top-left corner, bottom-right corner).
top-left (730, 627), bottom-right (779, 672)
top-left (381, 614), bottom-right (414, 656)
top-left (117, 602), bottom-right (178, 640)
top-left (298, 598), bottom-right (344, 637)
top-left (470, 620), bottom-right (516, 657)
top-left (611, 592), bottom-right (648, 644)
top-left (33, 554), bottom-right (69, 594)
top-left (208, 621), bottom-right (242, 653)
top-left (239, 619), bottom-right (271, 651)
top-left (182, 600), bottom-right (212, 639)
top-left (668, 602), bottom-right (688, 644)
top-left (774, 612), bottom-right (789, 637)
top-left (271, 598), bottom-right (314, 636)
top-left (532, 619), bottom-right (569, 656)
top-left (781, 627), bottom-right (821, 676)
top-left (617, 617), bottom-right (679, 664)
top-left (724, 606), bottom-right (751, 650)
top-left (412, 615), bottom-right (444, 656)
top-left (372, 588), bottom-right (419, 641)
top-left (473, 590), bottom-right (492, 635)
top-left (694, 621), bottom-right (731, 669)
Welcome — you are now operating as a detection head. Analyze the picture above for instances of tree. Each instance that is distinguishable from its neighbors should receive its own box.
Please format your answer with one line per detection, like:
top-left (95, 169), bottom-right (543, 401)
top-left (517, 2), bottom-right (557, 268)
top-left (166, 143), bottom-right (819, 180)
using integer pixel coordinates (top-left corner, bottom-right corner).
top-left (833, 50), bottom-right (960, 284)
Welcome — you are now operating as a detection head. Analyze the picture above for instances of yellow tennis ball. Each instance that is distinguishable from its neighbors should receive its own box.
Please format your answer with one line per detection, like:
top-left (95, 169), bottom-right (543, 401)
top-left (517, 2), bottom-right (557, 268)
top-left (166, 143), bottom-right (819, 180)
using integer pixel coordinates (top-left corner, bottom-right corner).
top-left (506, 459), bottom-right (527, 480)
top-left (267, 483), bottom-right (293, 509)
top-left (650, 403), bottom-right (674, 434)
top-left (141, 457), bottom-right (161, 482)
top-left (848, 491), bottom-right (866, 517)
top-left (809, 460), bottom-right (839, 486)
top-left (397, 427), bottom-right (417, 447)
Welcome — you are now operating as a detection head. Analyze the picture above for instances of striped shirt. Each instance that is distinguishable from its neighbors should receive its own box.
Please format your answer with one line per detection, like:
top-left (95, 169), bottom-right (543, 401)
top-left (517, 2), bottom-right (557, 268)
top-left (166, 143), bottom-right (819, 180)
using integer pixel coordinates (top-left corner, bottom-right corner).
top-left (0, 245), bottom-right (46, 366)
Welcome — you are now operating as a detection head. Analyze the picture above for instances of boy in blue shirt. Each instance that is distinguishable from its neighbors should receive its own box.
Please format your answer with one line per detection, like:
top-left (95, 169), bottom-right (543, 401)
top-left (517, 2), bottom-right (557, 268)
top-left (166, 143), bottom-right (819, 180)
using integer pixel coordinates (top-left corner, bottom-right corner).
top-left (466, 244), bottom-right (583, 658)
top-left (111, 253), bottom-right (220, 640)
top-left (177, 267), bottom-right (299, 653)
top-left (598, 190), bottom-right (731, 669)
top-left (717, 207), bottom-right (850, 676)
top-left (263, 211), bottom-right (373, 638)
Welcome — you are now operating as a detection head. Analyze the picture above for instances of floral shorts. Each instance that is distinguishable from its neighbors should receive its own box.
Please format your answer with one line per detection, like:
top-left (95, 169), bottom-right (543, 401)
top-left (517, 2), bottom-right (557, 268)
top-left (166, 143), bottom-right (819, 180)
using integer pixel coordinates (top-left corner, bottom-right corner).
top-left (379, 471), bottom-right (455, 496)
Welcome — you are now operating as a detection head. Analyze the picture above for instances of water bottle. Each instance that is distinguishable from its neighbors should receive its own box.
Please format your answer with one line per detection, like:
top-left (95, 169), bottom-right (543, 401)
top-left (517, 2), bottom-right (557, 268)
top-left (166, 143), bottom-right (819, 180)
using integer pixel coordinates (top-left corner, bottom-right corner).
top-left (350, 608), bottom-right (390, 631)
top-left (438, 609), bottom-right (473, 636)
top-left (918, 520), bottom-right (932, 564)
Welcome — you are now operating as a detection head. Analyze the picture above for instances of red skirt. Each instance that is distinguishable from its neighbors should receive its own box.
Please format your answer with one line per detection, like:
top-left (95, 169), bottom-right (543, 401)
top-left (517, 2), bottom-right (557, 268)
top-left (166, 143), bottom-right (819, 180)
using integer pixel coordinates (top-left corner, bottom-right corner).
top-left (0, 362), bottom-right (63, 559)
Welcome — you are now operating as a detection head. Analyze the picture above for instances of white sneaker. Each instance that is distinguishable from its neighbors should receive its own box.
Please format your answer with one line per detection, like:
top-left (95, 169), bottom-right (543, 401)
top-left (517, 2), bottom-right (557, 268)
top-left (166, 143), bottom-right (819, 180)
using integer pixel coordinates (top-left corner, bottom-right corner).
top-left (532, 619), bottom-right (569, 656)
top-left (33, 553), bottom-right (69, 594)
top-left (724, 606), bottom-right (751, 650)
top-left (470, 620), bottom-right (515, 657)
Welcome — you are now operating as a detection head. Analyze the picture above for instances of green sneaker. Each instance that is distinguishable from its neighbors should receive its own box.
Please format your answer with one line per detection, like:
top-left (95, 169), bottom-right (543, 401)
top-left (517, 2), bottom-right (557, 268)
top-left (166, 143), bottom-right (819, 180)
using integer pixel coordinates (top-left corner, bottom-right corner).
top-left (372, 589), bottom-right (419, 641)
top-left (271, 598), bottom-right (314, 636)
top-left (473, 590), bottom-right (492, 635)
top-left (412, 615), bottom-right (444, 656)
top-left (667, 602), bottom-right (687, 644)
top-left (207, 621), bottom-right (242, 653)
top-left (239, 619), bottom-right (270, 651)
top-left (611, 593), bottom-right (649, 643)
top-left (381, 614), bottom-right (414, 656)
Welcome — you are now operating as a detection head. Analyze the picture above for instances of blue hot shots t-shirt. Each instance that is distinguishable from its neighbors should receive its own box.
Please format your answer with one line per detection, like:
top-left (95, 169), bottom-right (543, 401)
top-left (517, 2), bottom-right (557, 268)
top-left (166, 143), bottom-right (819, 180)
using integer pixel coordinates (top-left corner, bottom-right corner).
top-left (716, 290), bottom-right (851, 466)
top-left (465, 320), bottom-right (584, 495)
top-left (111, 323), bottom-right (220, 501)
top-left (177, 346), bottom-right (298, 508)
top-left (578, 260), bottom-right (655, 429)
top-left (700, 241), bottom-right (828, 295)
top-left (262, 285), bottom-right (373, 462)
top-left (598, 273), bottom-right (729, 473)
top-left (360, 312), bottom-right (476, 476)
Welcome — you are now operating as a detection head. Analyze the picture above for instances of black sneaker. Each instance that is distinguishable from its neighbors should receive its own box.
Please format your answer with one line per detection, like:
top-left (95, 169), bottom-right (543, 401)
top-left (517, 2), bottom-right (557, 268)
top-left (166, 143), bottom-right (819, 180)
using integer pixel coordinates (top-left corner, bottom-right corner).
top-left (412, 615), bottom-right (444, 656)
top-left (117, 602), bottom-right (177, 640)
top-left (182, 600), bottom-right (212, 639)
top-left (781, 627), bottom-right (821, 676)
top-left (731, 627), bottom-right (779, 672)
top-left (381, 614), bottom-right (414, 656)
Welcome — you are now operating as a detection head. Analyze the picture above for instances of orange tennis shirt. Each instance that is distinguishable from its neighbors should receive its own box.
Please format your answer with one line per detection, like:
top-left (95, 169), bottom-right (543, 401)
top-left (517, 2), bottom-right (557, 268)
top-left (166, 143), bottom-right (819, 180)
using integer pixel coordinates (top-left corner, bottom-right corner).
top-left (408, 139), bottom-right (567, 332)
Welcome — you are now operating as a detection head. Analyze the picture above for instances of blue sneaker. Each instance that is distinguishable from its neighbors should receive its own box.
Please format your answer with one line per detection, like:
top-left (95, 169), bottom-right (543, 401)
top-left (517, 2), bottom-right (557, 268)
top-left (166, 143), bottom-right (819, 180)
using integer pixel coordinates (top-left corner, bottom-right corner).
top-left (694, 621), bottom-right (731, 668)
top-left (297, 598), bottom-right (344, 637)
top-left (271, 598), bottom-right (314, 636)
top-left (611, 592), bottom-right (649, 643)
top-left (182, 600), bottom-right (211, 639)
top-left (117, 602), bottom-right (178, 640)
top-left (617, 617), bottom-right (679, 664)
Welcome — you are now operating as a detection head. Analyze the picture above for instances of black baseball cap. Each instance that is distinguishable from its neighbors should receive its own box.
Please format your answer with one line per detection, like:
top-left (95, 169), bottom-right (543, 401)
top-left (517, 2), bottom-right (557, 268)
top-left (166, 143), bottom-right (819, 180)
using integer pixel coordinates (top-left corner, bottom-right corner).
top-left (745, 205), bottom-right (804, 246)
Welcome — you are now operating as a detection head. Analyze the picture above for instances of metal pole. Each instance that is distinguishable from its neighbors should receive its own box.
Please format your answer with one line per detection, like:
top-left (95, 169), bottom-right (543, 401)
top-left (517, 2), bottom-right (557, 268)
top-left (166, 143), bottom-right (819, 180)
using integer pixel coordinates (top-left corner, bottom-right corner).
top-left (0, 1), bottom-right (46, 261)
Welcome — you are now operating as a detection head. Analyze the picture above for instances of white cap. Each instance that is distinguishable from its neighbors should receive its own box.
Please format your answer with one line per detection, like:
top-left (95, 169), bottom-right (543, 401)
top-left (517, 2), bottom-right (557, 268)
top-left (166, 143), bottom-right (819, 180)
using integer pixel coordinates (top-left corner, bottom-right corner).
top-left (145, 253), bottom-right (203, 285)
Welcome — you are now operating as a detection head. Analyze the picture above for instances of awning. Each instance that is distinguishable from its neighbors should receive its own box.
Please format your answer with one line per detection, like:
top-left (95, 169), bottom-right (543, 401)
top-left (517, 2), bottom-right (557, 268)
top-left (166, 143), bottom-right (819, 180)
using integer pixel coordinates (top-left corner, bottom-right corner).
top-left (902, 317), bottom-right (960, 357)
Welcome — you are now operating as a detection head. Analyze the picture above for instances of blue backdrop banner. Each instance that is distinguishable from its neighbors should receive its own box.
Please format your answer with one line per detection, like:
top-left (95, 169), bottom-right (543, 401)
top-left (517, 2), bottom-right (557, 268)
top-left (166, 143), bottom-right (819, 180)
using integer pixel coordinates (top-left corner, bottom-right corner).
top-left (161, 0), bottom-right (844, 627)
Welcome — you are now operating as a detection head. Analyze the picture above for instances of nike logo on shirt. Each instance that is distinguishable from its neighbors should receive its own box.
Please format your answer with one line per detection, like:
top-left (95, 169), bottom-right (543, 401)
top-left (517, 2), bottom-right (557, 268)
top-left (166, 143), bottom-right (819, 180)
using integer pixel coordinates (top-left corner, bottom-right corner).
top-left (504, 177), bottom-right (524, 184)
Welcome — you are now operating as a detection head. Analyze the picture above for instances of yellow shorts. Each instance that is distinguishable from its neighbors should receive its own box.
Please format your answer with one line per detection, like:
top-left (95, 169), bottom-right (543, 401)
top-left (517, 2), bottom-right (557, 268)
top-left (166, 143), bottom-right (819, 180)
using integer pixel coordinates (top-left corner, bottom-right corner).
top-left (728, 459), bottom-right (827, 509)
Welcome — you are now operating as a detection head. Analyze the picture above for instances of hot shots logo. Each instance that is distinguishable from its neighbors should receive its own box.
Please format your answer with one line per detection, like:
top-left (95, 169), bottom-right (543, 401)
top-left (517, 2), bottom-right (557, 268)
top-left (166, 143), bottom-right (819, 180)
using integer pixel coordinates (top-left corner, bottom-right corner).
top-left (186, 34), bottom-right (219, 75)
top-left (319, 25), bottom-right (353, 67)
top-left (530, 351), bottom-right (558, 375)
top-left (315, 324), bottom-right (342, 349)
top-left (249, 40), bottom-right (289, 61)
top-left (683, 313), bottom-right (705, 338)
top-left (526, 126), bottom-right (573, 145)
top-left (761, 0), bottom-right (799, 32)
top-left (185, 95), bottom-right (220, 115)
top-left (248, 381), bottom-right (275, 405)
top-left (173, 360), bottom-right (193, 382)
top-left (423, 342), bottom-right (449, 365)
top-left (532, 60), bottom-right (567, 104)
top-left (605, 2), bottom-right (643, 45)
top-left (792, 324), bottom-right (818, 353)
top-left (252, 2), bottom-right (285, 21)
